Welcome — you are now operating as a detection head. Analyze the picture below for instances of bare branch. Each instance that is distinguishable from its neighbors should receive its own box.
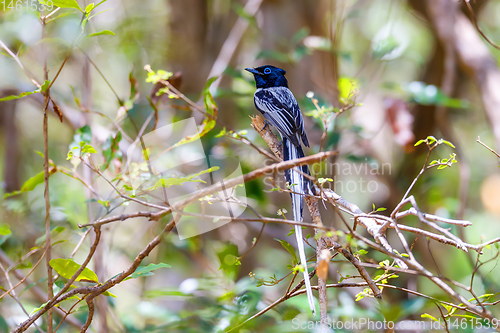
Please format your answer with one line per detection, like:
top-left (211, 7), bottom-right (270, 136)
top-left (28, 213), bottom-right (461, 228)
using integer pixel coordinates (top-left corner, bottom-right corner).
top-left (463, 0), bottom-right (500, 50)
top-left (477, 136), bottom-right (500, 159)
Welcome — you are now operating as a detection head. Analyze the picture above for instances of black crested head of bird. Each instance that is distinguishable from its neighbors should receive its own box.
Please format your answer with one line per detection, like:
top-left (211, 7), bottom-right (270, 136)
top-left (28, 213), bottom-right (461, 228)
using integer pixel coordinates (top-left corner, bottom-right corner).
top-left (245, 65), bottom-right (288, 89)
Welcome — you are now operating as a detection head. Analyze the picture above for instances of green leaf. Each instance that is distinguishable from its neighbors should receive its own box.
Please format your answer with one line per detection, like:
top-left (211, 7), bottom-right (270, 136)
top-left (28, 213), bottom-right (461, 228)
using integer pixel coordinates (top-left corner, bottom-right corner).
top-left (0, 224), bottom-right (11, 236)
top-left (275, 239), bottom-right (298, 263)
top-left (318, 177), bottom-right (333, 184)
top-left (0, 315), bottom-right (8, 332)
top-left (40, 80), bottom-right (51, 92)
top-left (4, 170), bottom-right (50, 198)
top-left (148, 166), bottom-right (219, 190)
top-left (35, 227), bottom-right (65, 245)
top-left (84, 2), bottom-right (94, 13)
top-left (102, 290), bottom-right (117, 297)
top-left (355, 289), bottom-right (368, 301)
top-left (216, 243), bottom-right (240, 279)
top-left (45, 11), bottom-right (76, 23)
top-left (145, 69), bottom-right (173, 84)
top-left (88, 30), bottom-right (115, 37)
top-left (372, 35), bottom-right (399, 59)
top-left (378, 259), bottom-right (390, 268)
top-left (81, 144), bottom-right (96, 154)
top-left (70, 126), bottom-right (92, 150)
top-left (31, 301), bottom-right (49, 315)
top-left (338, 77), bottom-right (358, 100)
top-left (49, 258), bottom-right (99, 283)
top-left (426, 136), bottom-right (437, 144)
top-left (101, 131), bottom-right (122, 170)
top-left (125, 263), bottom-right (171, 281)
top-left (12, 261), bottom-right (33, 270)
top-left (93, 0), bottom-right (106, 8)
top-left (452, 314), bottom-right (479, 319)
top-left (22, 172), bottom-right (45, 192)
top-left (405, 81), bottom-right (469, 108)
top-left (215, 127), bottom-right (227, 138)
top-left (204, 77), bottom-right (218, 115)
top-left (88, 7), bottom-right (112, 20)
top-left (414, 139), bottom-right (425, 146)
top-left (98, 199), bottom-right (109, 207)
top-left (123, 184), bottom-right (133, 191)
top-left (127, 72), bottom-right (139, 107)
top-left (49, 0), bottom-right (82, 10)
top-left (0, 88), bottom-right (41, 102)
top-left (421, 313), bottom-right (439, 322)
top-left (442, 140), bottom-right (456, 148)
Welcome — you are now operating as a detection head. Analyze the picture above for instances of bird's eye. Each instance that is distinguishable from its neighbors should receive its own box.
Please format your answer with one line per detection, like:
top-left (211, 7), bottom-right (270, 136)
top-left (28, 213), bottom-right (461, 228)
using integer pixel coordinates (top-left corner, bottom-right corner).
top-left (264, 68), bottom-right (271, 74)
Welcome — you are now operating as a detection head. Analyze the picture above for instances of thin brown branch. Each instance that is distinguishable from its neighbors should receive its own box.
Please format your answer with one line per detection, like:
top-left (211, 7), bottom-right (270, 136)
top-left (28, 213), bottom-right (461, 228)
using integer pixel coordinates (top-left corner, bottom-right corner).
top-left (0, 39), bottom-right (41, 88)
top-left (0, 246), bottom-right (48, 300)
top-left (83, 157), bottom-right (167, 210)
top-left (334, 244), bottom-right (381, 299)
top-left (79, 48), bottom-right (123, 105)
top-left (15, 227), bottom-right (102, 332)
top-left (41, 13), bottom-right (54, 331)
top-left (80, 298), bottom-right (94, 333)
top-left (250, 115), bottom-right (283, 160)
top-left (251, 112), bottom-right (383, 323)
top-left (349, 231), bottom-right (493, 319)
top-left (53, 298), bottom-right (84, 333)
top-left (237, 203), bottom-right (267, 261)
top-left (322, 189), bottom-right (408, 269)
top-left (395, 208), bottom-right (471, 226)
top-left (0, 251), bottom-right (82, 329)
top-left (15, 216), bottom-right (173, 332)
top-left (463, 0), bottom-right (500, 50)
top-left (79, 211), bottom-right (161, 228)
top-left (170, 150), bottom-right (336, 216)
top-left (0, 262), bottom-right (45, 333)
top-left (369, 216), bottom-right (481, 252)
top-left (477, 136), bottom-right (500, 159)
top-left (435, 302), bottom-right (451, 333)
top-left (230, 269), bottom-right (317, 331)
top-left (80, 150), bottom-right (334, 230)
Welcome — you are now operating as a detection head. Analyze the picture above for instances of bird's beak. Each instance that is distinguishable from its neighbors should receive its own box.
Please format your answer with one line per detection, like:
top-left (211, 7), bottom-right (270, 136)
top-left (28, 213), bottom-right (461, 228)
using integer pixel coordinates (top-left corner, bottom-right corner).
top-left (245, 68), bottom-right (261, 75)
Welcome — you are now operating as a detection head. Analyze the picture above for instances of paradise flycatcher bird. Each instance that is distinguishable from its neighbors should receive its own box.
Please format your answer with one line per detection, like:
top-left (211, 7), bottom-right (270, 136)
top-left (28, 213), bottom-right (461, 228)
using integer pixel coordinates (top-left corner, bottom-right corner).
top-left (246, 65), bottom-right (316, 316)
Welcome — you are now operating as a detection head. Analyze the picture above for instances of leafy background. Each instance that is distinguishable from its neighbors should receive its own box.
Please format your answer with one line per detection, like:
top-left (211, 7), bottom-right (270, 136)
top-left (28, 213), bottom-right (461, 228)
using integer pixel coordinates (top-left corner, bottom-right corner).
top-left (1, 0), bottom-right (500, 332)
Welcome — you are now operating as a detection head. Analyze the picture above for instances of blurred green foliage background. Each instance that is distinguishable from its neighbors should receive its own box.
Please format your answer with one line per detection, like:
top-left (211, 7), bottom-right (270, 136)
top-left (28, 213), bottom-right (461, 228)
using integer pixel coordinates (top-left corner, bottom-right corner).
top-left (1, 0), bottom-right (500, 332)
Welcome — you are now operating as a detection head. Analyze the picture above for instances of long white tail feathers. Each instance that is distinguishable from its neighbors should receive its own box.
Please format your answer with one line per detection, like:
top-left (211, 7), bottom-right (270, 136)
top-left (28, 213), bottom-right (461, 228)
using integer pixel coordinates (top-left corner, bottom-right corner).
top-left (294, 224), bottom-right (316, 316)
top-left (284, 137), bottom-right (316, 316)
